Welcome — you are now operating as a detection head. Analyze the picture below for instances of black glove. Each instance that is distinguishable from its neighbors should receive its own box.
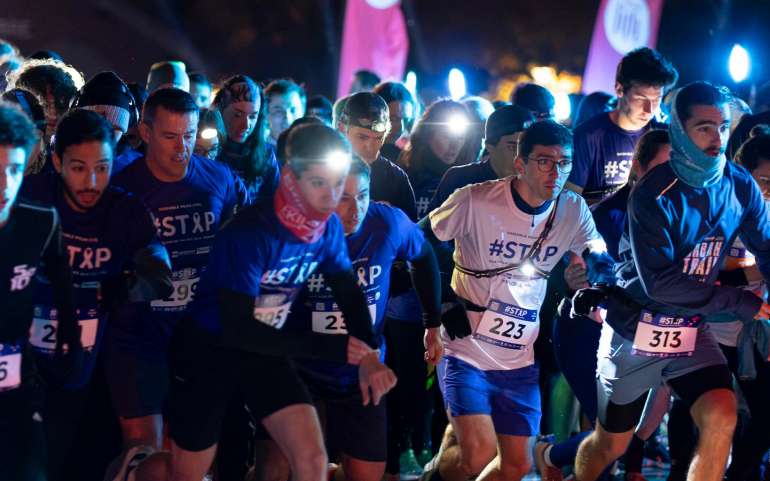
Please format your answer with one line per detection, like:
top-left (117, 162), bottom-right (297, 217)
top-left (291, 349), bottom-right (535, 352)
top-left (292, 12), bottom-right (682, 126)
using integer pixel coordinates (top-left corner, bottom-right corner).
top-left (571, 286), bottom-right (611, 318)
top-left (441, 303), bottom-right (472, 340)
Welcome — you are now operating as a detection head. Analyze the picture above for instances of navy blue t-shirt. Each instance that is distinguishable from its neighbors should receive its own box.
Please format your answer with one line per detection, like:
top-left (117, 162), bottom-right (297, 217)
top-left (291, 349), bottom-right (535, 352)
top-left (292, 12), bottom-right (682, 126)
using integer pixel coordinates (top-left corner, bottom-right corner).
top-left (428, 159), bottom-right (497, 214)
top-left (110, 154), bottom-right (246, 350)
top-left (610, 161), bottom-right (770, 339)
top-left (590, 183), bottom-right (631, 262)
top-left (190, 202), bottom-right (352, 337)
top-left (217, 140), bottom-right (280, 202)
top-left (569, 113), bottom-right (664, 202)
top-left (21, 173), bottom-right (163, 387)
top-left (286, 202), bottom-right (425, 389)
top-left (113, 147), bottom-right (143, 175)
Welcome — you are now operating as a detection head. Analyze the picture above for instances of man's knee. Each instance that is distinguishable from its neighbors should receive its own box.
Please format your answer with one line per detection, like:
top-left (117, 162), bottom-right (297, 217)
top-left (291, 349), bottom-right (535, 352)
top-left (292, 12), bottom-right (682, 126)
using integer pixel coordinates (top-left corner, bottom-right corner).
top-left (499, 457), bottom-right (531, 481)
top-left (289, 446), bottom-right (328, 481)
top-left (693, 389), bottom-right (737, 435)
top-left (588, 428), bottom-right (632, 461)
top-left (458, 438), bottom-right (496, 475)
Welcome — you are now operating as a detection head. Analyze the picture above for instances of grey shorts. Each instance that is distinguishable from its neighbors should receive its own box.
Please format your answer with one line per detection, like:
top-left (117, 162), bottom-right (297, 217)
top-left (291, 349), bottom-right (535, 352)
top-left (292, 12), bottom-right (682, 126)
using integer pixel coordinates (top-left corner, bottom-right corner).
top-left (596, 323), bottom-right (727, 406)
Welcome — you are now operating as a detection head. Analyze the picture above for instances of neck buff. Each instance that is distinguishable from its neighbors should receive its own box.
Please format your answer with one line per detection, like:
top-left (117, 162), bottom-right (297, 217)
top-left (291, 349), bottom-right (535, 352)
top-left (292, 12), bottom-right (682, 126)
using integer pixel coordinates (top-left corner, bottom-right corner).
top-left (668, 89), bottom-right (726, 188)
top-left (274, 166), bottom-right (330, 243)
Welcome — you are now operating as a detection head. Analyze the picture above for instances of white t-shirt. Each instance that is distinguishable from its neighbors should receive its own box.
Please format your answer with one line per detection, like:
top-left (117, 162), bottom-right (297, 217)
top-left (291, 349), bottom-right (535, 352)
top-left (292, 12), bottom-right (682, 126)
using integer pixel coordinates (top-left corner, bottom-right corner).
top-left (430, 178), bottom-right (606, 370)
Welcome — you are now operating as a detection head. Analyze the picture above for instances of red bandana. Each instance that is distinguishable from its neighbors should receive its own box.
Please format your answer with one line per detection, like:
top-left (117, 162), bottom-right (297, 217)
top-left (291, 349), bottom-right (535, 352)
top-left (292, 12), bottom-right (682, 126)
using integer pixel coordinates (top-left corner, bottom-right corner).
top-left (274, 167), bottom-right (330, 243)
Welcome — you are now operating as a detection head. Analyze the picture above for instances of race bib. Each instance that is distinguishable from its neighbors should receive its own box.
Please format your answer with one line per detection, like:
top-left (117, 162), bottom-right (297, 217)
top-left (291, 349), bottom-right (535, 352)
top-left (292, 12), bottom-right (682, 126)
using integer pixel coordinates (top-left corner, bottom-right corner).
top-left (632, 310), bottom-right (699, 358)
top-left (0, 343), bottom-right (22, 392)
top-left (29, 315), bottom-right (99, 352)
top-left (151, 276), bottom-right (199, 309)
top-left (253, 302), bottom-right (292, 329)
top-left (311, 303), bottom-right (377, 334)
top-left (473, 300), bottom-right (538, 350)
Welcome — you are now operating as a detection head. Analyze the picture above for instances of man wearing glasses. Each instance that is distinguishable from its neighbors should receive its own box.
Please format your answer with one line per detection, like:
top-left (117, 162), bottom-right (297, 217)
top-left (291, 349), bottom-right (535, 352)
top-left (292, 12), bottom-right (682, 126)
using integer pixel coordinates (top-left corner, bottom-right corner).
top-left (421, 121), bottom-right (615, 481)
top-left (565, 47), bottom-right (678, 204)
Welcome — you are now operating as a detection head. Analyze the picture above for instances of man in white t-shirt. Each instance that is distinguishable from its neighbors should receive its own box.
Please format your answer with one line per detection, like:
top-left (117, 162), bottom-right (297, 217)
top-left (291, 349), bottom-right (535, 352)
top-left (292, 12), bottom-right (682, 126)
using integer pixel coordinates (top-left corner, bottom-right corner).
top-left (423, 121), bottom-right (615, 481)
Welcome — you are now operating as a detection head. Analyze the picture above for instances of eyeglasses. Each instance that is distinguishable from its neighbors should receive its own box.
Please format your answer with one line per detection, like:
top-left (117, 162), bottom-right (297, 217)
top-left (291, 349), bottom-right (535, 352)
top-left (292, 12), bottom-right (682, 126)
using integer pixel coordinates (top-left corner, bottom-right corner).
top-left (527, 155), bottom-right (573, 173)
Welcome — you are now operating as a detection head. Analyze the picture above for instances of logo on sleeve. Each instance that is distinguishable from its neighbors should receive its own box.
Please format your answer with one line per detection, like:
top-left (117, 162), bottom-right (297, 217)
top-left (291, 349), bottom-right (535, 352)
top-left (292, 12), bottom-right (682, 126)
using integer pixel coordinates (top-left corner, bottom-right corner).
top-left (10, 265), bottom-right (37, 292)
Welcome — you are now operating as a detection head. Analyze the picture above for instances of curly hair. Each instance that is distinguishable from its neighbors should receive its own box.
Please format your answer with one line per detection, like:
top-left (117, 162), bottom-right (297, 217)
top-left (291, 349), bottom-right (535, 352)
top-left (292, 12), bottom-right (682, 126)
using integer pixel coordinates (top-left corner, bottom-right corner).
top-left (7, 58), bottom-right (84, 115)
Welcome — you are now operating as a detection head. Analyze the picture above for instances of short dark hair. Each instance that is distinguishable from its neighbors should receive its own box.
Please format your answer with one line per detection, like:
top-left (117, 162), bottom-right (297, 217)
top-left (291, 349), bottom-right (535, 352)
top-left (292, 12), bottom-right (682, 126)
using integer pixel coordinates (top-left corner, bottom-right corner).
top-left (675, 81), bottom-right (731, 125)
top-left (276, 116), bottom-right (323, 166)
top-left (0, 101), bottom-right (39, 156)
top-left (735, 125), bottom-right (770, 172)
top-left (353, 70), bottom-right (381, 90)
top-left (142, 88), bottom-right (199, 125)
top-left (616, 47), bottom-right (678, 93)
top-left (286, 123), bottom-right (351, 176)
top-left (188, 72), bottom-right (210, 88)
top-left (54, 109), bottom-right (115, 158)
top-left (265, 79), bottom-right (306, 106)
top-left (306, 95), bottom-right (333, 125)
top-left (348, 154), bottom-right (371, 182)
top-left (519, 120), bottom-right (573, 158)
top-left (373, 81), bottom-right (414, 106)
top-left (633, 129), bottom-right (669, 172)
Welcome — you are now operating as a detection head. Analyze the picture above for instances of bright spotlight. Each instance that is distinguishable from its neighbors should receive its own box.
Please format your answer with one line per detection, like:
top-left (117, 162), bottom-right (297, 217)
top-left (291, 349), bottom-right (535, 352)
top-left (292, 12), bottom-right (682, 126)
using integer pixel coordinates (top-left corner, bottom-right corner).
top-left (729, 44), bottom-right (750, 83)
top-left (554, 92), bottom-right (572, 122)
top-left (324, 150), bottom-right (351, 172)
top-left (448, 68), bottom-right (466, 101)
top-left (405, 71), bottom-right (418, 98)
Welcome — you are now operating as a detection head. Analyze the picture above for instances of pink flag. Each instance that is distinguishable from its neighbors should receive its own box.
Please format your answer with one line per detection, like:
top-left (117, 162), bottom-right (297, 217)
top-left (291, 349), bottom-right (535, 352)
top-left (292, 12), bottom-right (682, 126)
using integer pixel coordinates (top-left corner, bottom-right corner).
top-left (582, 0), bottom-right (665, 94)
top-left (336, 0), bottom-right (409, 99)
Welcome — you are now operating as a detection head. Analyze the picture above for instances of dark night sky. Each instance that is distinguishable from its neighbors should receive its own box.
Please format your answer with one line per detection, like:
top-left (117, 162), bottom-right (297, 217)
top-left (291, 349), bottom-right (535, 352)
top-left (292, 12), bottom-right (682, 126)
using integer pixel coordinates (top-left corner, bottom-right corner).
top-left (2, 0), bottom-right (768, 100)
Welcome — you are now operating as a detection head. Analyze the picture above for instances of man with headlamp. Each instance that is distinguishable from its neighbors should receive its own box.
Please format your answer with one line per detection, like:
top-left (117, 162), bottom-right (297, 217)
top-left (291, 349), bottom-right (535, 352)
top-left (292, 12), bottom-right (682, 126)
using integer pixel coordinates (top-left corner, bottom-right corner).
top-left (422, 121), bottom-right (614, 481)
top-left (338, 92), bottom-right (417, 220)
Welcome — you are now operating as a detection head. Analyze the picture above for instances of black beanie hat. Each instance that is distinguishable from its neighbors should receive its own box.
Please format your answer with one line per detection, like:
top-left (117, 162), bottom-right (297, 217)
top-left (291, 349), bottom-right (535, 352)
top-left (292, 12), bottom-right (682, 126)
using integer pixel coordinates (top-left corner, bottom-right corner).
top-left (74, 71), bottom-right (136, 129)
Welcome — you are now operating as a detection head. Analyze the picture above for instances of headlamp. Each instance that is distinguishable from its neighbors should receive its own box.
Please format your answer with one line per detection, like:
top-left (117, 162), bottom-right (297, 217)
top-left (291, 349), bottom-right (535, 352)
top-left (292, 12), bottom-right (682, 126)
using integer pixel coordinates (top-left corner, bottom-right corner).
top-left (447, 114), bottom-right (469, 136)
top-left (200, 127), bottom-right (218, 140)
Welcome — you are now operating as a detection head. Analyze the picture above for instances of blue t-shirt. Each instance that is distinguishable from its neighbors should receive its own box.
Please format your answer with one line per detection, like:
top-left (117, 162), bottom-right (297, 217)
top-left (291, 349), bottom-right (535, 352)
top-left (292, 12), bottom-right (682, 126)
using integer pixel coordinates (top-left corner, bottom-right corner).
top-left (569, 113), bottom-right (664, 202)
top-left (286, 202), bottom-right (425, 390)
top-left (590, 183), bottom-right (631, 262)
top-left (190, 202), bottom-right (352, 337)
top-left (113, 147), bottom-right (143, 175)
top-left (610, 161), bottom-right (770, 339)
top-left (428, 159), bottom-right (497, 214)
top-left (20, 173), bottom-right (163, 387)
top-left (110, 154), bottom-right (246, 350)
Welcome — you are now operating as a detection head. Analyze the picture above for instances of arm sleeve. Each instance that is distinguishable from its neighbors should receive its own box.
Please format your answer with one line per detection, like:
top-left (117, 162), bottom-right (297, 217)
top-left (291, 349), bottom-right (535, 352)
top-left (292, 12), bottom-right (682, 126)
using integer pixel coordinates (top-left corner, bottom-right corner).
top-left (392, 208), bottom-right (442, 327)
top-left (326, 270), bottom-right (376, 347)
top-left (41, 213), bottom-right (79, 345)
top-left (408, 242), bottom-right (442, 327)
top-left (567, 128), bottom-right (591, 189)
top-left (219, 288), bottom-right (348, 361)
top-left (429, 185), bottom-right (472, 242)
top-left (629, 187), bottom-right (762, 322)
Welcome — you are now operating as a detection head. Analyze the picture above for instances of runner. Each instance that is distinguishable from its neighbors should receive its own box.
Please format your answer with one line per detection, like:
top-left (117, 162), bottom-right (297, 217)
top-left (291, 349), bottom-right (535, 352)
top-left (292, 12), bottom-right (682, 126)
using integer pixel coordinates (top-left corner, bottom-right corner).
top-left (565, 47), bottom-right (678, 204)
top-left (572, 81), bottom-right (770, 481)
top-left (0, 102), bottom-right (81, 481)
top-left (424, 120), bottom-right (614, 481)
top-left (134, 123), bottom-right (396, 481)
top-left (20, 109), bottom-right (172, 481)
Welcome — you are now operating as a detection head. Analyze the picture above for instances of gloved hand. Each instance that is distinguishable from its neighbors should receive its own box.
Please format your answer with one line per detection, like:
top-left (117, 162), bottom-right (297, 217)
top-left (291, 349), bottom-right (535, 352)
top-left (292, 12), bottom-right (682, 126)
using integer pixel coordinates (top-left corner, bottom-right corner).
top-left (571, 286), bottom-right (611, 318)
top-left (441, 302), bottom-right (472, 340)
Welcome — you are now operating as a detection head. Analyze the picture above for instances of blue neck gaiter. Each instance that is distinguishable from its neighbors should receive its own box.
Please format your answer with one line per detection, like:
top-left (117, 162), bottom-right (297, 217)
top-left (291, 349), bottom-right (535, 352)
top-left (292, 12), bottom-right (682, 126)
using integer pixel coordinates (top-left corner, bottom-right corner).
top-left (668, 90), bottom-right (726, 188)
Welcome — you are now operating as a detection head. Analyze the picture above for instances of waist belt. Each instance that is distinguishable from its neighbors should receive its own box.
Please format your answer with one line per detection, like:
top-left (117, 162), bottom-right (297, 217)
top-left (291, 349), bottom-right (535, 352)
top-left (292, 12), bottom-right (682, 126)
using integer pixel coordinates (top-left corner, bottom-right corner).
top-left (458, 297), bottom-right (486, 312)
